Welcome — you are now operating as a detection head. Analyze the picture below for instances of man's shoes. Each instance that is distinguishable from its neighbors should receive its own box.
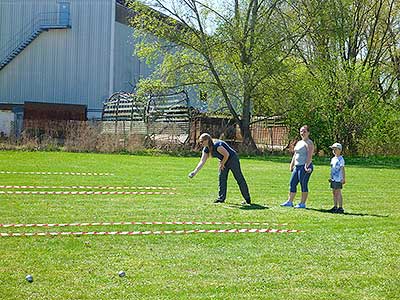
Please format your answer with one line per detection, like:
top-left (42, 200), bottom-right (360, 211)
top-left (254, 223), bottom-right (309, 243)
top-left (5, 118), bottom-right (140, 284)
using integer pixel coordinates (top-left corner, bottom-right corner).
top-left (294, 203), bottom-right (306, 209)
top-left (241, 199), bottom-right (251, 205)
top-left (280, 200), bottom-right (293, 207)
top-left (336, 207), bottom-right (344, 214)
top-left (329, 207), bottom-right (344, 213)
top-left (329, 206), bottom-right (338, 213)
top-left (213, 199), bottom-right (225, 203)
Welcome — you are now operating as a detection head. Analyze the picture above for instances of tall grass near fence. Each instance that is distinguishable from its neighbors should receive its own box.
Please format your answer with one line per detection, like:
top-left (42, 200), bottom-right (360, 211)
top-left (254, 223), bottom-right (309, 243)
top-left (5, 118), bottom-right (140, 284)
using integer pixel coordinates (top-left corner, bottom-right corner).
top-left (1, 120), bottom-right (151, 153)
top-left (2, 119), bottom-right (286, 154)
top-left (2, 117), bottom-right (400, 155)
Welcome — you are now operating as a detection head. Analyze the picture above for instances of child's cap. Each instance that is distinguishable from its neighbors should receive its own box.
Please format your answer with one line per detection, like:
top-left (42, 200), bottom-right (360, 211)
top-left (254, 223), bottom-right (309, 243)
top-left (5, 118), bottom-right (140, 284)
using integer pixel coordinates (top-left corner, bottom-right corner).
top-left (329, 142), bottom-right (342, 150)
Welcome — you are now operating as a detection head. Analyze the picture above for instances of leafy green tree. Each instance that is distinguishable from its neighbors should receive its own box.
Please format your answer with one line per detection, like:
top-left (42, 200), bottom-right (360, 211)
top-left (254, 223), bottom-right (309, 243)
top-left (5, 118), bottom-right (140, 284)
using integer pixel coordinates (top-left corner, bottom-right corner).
top-left (276, 0), bottom-right (400, 154)
top-left (128, 0), bottom-right (289, 151)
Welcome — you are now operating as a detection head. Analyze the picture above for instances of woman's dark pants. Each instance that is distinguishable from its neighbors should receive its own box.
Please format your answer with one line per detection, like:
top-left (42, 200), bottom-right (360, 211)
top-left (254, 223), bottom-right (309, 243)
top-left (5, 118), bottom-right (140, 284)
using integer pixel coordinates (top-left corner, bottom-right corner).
top-left (218, 156), bottom-right (250, 202)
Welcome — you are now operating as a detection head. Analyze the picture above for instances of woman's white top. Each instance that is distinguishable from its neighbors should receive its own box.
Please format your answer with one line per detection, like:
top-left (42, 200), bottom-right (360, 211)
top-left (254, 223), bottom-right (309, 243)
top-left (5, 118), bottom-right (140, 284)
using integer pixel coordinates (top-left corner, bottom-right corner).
top-left (294, 140), bottom-right (311, 166)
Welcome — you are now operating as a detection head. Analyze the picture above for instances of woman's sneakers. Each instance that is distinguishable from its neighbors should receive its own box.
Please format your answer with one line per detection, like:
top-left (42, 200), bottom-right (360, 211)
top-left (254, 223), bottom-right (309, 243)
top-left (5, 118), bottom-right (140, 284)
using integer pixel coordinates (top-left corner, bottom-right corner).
top-left (281, 201), bottom-right (306, 208)
top-left (294, 203), bottom-right (306, 209)
top-left (280, 200), bottom-right (294, 207)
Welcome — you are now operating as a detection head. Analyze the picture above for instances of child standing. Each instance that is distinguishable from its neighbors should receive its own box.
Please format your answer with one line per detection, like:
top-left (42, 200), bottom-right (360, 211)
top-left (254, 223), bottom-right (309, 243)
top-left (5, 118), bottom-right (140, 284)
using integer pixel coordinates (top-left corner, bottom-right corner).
top-left (329, 143), bottom-right (346, 213)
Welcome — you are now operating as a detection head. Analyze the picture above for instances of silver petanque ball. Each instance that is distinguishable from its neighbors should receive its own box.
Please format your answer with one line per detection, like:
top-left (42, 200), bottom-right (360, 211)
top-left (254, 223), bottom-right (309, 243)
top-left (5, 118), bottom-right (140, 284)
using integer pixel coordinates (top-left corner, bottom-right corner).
top-left (25, 275), bottom-right (33, 283)
top-left (118, 271), bottom-right (126, 277)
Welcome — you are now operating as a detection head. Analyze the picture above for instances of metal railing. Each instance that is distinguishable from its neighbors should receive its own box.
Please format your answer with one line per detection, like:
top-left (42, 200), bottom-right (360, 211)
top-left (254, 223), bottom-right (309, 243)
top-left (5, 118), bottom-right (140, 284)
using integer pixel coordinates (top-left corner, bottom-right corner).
top-left (0, 12), bottom-right (70, 68)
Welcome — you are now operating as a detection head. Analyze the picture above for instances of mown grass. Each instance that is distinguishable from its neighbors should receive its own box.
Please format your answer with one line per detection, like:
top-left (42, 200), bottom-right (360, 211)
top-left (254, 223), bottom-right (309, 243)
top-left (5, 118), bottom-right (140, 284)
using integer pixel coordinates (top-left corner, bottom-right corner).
top-left (0, 150), bottom-right (399, 300)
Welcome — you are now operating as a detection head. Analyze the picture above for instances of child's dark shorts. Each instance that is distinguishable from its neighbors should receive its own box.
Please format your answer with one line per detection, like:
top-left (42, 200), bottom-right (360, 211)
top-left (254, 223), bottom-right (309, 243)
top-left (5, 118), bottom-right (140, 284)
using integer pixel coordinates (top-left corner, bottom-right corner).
top-left (330, 181), bottom-right (343, 189)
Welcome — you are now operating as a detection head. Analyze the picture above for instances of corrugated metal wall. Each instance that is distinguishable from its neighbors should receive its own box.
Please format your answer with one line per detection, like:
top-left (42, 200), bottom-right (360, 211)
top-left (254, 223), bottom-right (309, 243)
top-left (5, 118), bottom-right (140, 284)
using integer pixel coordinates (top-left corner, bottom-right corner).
top-left (113, 21), bottom-right (154, 93)
top-left (0, 0), bottom-right (113, 117)
top-left (112, 4), bottom-right (200, 108)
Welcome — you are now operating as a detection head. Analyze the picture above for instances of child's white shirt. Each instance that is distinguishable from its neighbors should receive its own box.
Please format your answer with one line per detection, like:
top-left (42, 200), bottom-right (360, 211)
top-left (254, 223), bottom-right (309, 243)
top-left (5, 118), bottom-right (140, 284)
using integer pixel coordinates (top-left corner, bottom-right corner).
top-left (330, 155), bottom-right (345, 182)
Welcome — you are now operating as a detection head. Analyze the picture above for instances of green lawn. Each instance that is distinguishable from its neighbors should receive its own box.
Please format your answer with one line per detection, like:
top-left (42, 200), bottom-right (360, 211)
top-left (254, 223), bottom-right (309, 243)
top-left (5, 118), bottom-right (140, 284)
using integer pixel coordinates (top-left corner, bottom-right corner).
top-left (0, 150), bottom-right (399, 300)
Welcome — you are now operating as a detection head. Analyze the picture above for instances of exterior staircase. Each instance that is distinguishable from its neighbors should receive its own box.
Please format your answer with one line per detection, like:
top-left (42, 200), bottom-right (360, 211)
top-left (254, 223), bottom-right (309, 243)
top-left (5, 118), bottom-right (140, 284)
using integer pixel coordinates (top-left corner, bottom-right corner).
top-left (0, 12), bottom-right (71, 70)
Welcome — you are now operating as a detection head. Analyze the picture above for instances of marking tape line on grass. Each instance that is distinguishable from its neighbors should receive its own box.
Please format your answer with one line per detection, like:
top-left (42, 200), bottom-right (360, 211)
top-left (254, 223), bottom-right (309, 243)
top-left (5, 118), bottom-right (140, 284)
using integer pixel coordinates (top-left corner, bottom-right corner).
top-left (0, 191), bottom-right (176, 195)
top-left (0, 221), bottom-right (288, 228)
top-left (0, 185), bottom-right (176, 190)
top-left (0, 228), bottom-right (303, 237)
top-left (0, 171), bottom-right (113, 176)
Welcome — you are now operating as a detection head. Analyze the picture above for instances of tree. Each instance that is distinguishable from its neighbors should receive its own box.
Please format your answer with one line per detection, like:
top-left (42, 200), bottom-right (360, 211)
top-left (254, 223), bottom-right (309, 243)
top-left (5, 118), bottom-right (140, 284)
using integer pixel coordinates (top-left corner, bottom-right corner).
top-left (276, 0), bottom-right (400, 153)
top-left (128, 0), bottom-right (288, 151)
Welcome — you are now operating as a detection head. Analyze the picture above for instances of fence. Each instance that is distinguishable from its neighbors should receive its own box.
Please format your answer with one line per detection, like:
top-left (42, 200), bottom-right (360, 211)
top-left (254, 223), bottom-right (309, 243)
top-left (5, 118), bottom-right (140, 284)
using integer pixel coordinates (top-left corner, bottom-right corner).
top-left (6, 117), bottom-right (289, 153)
top-left (102, 91), bottom-right (192, 147)
top-left (190, 115), bottom-right (289, 151)
top-left (249, 117), bottom-right (290, 150)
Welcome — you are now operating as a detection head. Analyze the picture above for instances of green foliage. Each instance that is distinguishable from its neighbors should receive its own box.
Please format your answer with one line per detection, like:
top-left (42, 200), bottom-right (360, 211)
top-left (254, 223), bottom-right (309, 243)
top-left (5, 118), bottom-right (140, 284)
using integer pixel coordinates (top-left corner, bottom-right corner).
top-left (271, 0), bottom-right (400, 154)
top-left (125, 0), bottom-right (400, 154)
top-left (127, 0), bottom-right (291, 148)
top-left (358, 105), bottom-right (400, 155)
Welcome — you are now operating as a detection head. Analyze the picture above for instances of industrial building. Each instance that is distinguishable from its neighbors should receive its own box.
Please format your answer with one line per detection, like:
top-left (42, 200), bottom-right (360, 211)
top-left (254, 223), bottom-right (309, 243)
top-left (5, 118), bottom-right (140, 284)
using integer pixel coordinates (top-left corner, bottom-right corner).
top-left (0, 0), bottom-right (154, 136)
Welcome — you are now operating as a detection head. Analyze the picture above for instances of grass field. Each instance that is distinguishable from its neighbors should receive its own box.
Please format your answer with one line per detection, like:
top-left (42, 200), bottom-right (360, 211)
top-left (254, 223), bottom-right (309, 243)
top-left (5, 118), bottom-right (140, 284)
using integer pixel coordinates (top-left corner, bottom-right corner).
top-left (0, 150), bottom-right (399, 300)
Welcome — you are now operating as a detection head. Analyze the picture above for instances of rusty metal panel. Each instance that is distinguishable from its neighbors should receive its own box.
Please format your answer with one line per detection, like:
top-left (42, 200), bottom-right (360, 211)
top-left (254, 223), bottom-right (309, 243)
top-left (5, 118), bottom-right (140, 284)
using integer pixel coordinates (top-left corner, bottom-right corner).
top-left (23, 102), bottom-right (86, 121)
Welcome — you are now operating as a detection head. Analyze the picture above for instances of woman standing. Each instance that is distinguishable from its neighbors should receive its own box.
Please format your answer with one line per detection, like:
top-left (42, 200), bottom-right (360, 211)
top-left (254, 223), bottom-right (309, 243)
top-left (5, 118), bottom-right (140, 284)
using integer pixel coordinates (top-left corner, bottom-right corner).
top-left (281, 125), bottom-right (314, 209)
top-left (188, 133), bottom-right (251, 205)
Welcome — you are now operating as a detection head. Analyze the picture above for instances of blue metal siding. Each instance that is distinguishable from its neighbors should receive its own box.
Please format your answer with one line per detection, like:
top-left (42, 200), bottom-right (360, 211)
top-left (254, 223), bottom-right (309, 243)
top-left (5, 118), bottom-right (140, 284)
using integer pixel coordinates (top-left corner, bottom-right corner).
top-left (0, 0), bottom-right (113, 116)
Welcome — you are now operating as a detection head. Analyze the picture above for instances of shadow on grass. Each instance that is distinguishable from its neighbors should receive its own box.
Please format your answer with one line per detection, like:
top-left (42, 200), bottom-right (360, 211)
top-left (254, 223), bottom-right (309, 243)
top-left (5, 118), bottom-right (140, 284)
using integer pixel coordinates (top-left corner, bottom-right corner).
top-left (224, 203), bottom-right (269, 210)
top-left (307, 207), bottom-right (389, 217)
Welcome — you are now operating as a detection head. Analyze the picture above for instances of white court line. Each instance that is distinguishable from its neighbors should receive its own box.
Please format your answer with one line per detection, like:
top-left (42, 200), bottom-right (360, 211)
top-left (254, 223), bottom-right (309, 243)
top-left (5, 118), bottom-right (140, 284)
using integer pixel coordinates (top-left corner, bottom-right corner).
top-left (0, 171), bottom-right (113, 176)
top-left (0, 228), bottom-right (304, 238)
top-left (0, 185), bottom-right (176, 190)
top-left (0, 191), bottom-right (176, 195)
top-left (0, 221), bottom-right (288, 228)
